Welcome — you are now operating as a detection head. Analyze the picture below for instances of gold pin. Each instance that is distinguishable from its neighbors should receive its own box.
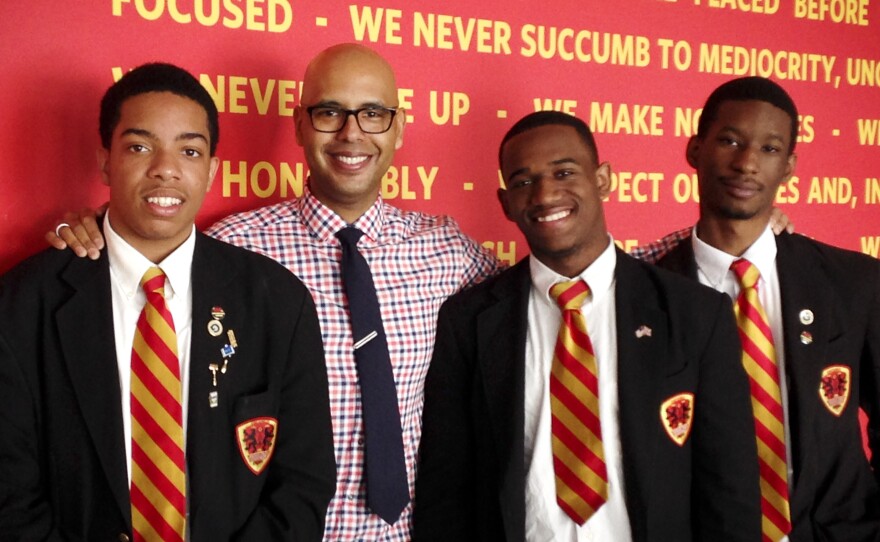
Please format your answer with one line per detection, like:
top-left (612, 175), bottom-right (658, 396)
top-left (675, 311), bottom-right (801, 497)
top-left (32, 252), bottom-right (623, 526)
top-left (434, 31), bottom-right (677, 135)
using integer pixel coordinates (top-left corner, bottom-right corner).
top-left (800, 331), bottom-right (814, 345)
top-left (212, 306), bottom-right (226, 320)
top-left (799, 309), bottom-right (814, 325)
top-left (207, 319), bottom-right (223, 337)
top-left (209, 363), bottom-right (219, 386)
top-left (227, 329), bottom-right (238, 348)
top-left (221, 359), bottom-right (229, 374)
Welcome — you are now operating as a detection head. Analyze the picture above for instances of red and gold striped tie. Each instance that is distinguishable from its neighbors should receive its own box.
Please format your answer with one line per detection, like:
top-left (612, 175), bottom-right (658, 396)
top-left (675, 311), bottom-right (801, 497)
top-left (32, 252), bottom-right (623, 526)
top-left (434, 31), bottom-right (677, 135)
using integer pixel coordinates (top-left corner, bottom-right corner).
top-left (731, 259), bottom-right (791, 542)
top-left (130, 267), bottom-right (186, 542)
top-left (549, 279), bottom-right (608, 524)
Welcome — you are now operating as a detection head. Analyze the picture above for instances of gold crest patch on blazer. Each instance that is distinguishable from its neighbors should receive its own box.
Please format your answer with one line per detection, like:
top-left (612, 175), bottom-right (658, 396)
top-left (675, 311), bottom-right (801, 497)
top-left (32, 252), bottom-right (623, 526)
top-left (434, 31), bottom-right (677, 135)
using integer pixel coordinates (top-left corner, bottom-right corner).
top-left (819, 365), bottom-right (851, 417)
top-left (236, 417), bottom-right (279, 475)
top-left (661, 393), bottom-right (694, 447)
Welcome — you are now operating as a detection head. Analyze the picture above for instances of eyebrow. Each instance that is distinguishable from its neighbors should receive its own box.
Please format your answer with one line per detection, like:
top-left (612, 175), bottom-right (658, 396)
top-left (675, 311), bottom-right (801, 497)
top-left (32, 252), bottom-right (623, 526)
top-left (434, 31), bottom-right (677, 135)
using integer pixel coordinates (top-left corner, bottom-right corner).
top-left (310, 99), bottom-right (390, 109)
top-left (120, 128), bottom-right (209, 145)
top-left (718, 125), bottom-right (786, 143)
top-left (507, 157), bottom-right (579, 180)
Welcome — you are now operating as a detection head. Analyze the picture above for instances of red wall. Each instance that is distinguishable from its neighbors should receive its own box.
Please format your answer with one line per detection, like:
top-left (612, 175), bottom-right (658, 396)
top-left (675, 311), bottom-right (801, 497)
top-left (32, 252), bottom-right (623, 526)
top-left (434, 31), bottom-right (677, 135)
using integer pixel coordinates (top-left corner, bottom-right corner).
top-left (1, 0), bottom-right (879, 273)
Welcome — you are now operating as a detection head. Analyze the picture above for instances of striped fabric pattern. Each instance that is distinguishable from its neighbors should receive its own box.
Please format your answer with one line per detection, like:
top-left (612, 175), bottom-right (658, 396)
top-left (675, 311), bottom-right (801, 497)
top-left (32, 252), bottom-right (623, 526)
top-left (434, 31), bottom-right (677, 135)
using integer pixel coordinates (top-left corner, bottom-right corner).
top-left (730, 259), bottom-right (791, 542)
top-left (549, 279), bottom-right (608, 525)
top-left (130, 267), bottom-right (186, 542)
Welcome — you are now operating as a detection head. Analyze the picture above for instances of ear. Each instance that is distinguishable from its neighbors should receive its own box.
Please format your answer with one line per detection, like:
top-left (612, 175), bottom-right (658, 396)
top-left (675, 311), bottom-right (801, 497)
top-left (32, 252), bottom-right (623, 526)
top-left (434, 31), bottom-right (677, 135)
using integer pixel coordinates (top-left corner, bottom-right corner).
top-left (595, 162), bottom-right (612, 200)
top-left (497, 187), bottom-right (513, 221)
top-left (293, 105), bottom-right (305, 146)
top-left (393, 108), bottom-right (406, 151)
top-left (97, 148), bottom-right (110, 186)
top-left (784, 152), bottom-right (797, 181)
top-left (685, 136), bottom-right (700, 169)
top-left (206, 156), bottom-right (220, 192)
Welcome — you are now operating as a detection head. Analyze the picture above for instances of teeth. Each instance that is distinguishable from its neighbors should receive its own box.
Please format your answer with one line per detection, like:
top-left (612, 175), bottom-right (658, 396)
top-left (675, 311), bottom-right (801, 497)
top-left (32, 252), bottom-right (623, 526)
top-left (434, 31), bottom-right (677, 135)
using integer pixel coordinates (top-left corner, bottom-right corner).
top-left (536, 210), bottom-right (571, 223)
top-left (337, 155), bottom-right (368, 165)
top-left (147, 196), bottom-right (181, 208)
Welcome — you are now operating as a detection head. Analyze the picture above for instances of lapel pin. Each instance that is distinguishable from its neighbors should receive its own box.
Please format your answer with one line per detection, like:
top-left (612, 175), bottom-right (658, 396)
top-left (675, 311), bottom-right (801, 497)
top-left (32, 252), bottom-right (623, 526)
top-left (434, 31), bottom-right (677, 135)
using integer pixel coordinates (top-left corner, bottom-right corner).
top-left (227, 329), bottom-right (238, 348)
top-left (207, 319), bottom-right (223, 337)
top-left (800, 331), bottom-right (813, 345)
top-left (222, 344), bottom-right (236, 358)
top-left (209, 391), bottom-right (219, 408)
top-left (819, 365), bottom-right (851, 416)
top-left (212, 306), bottom-right (226, 320)
top-left (799, 309), bottom-right (814, 325)
top-left (209, 363), bottom-right (219, 387)
top-left (635, 325), bottom-right (652, 339)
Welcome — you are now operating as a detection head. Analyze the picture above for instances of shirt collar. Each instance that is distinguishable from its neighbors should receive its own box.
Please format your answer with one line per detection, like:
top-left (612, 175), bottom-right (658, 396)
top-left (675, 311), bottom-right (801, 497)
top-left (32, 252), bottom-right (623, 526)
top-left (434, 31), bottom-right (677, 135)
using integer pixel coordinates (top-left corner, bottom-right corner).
top-left (299, 183), bottom-right (386, 245)
top-left (530, 235), bottom-right (617, 307)
top-left (104, 211), bottom-right (195, 301)
top-left (692, 222), bottom-right (777, 288)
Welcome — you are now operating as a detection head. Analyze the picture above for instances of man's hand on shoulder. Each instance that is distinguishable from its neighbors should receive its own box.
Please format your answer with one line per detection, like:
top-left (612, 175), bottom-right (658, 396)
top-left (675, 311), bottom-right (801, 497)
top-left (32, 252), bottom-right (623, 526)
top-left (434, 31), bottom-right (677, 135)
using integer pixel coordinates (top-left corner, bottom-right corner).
top-left (44, 205), bottom-right (107, 260)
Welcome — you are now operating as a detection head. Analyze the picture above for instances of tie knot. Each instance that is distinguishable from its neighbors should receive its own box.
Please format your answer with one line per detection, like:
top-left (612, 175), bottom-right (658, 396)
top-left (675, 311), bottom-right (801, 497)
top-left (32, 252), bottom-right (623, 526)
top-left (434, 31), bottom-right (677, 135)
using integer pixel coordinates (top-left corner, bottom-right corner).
top-left (730, 258), bottom-right (760, 289)
top-left (336, 226), bottom-right (365, 247)
top-left (140, 266), bottom-right (167, 297)
top-left (550, 279), bottom-right (590, 311)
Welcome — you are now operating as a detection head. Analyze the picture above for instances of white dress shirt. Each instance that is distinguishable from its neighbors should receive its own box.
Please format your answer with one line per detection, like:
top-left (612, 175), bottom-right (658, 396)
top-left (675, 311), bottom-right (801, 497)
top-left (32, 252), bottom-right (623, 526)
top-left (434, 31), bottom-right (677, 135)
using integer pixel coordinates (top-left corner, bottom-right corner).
top-left (524, 236), bottom-right (632, 542)
top-left (104, 211), bottom-right (195, 485)
top-left (692, 224), bottom-right (793, 542)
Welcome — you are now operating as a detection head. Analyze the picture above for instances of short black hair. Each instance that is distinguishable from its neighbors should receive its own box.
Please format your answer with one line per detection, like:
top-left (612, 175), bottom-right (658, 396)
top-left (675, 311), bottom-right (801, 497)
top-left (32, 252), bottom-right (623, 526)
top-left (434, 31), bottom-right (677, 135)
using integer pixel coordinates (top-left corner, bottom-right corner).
top-left (499, 111), bottom-right (599, 169)
top-left (697, 76), bottom-right (798, 154)
top-left (99, 62), bottom-right (219, 155)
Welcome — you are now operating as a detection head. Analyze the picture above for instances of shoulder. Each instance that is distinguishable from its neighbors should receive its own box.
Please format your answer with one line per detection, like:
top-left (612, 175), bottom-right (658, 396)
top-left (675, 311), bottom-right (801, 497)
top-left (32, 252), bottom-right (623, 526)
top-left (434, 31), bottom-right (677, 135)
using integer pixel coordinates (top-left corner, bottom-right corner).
top-left (196, 233), bottom-right (307, 293)
top-left (780, 232), bottom-right (879, 272)
top-left (383, 204), bottom-right (472, 244)
top-left (205, 200), bottom-right (302, 241)
top-left (441, 259), bottom-right (528, 312)
top-left (618, 250), bottom-right (731, 313)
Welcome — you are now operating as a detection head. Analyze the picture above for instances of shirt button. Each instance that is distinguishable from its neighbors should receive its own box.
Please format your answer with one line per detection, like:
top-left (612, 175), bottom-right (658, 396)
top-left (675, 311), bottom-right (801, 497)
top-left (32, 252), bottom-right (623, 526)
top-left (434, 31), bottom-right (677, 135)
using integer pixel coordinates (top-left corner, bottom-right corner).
top-left (118, 534), bottom-right (131, 542)
top-left (357, 438), bottom-right (364, 446)
top-left (347, 494), bottom-right (356, 501)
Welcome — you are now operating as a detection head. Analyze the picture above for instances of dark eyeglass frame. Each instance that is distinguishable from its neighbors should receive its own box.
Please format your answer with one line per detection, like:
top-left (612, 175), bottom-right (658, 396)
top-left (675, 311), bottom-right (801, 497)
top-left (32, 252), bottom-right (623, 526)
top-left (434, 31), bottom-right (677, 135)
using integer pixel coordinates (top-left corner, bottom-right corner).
top-left (305, 106), bottom-right (399, 134)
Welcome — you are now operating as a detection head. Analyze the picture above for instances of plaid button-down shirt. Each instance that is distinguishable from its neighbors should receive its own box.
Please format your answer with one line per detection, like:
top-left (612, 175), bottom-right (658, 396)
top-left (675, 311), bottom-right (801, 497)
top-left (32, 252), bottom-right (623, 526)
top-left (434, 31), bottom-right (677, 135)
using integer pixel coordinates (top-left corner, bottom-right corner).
top-left (207, 188), bottom-right (502, 540)
top-left (629, 227), bottom-right (692, 263)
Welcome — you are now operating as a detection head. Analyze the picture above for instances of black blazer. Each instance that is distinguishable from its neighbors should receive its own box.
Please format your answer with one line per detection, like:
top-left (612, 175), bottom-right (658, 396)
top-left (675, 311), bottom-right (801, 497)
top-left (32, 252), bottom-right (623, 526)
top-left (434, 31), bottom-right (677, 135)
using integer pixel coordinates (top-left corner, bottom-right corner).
top-left (0, 233), bottom-right (336, 541)
top-left (656, 231), bottom-right (880, 542)
top-left (414, 250), bottom-right (762, 542)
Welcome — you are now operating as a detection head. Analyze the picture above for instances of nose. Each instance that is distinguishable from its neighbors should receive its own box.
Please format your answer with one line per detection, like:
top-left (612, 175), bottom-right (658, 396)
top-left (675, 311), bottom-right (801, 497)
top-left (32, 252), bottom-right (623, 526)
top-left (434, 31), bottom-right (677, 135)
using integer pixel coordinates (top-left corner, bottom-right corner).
top-left (148, 148), bottom-right (181, 182)
top-left (528, 176), bottom-right (558, 206)
top-left (731, 145), bottom-right (759, 174)
top-left (335, 112), bottom-right (366, 142)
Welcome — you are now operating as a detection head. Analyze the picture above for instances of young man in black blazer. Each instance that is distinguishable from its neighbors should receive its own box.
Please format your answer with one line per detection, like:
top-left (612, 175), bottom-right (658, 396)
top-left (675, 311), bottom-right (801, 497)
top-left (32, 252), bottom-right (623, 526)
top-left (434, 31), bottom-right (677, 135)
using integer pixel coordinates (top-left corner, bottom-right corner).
top-left (414, 111), bottom-right (761, 541)
top-left (0, 63), bottom-right (336, 541)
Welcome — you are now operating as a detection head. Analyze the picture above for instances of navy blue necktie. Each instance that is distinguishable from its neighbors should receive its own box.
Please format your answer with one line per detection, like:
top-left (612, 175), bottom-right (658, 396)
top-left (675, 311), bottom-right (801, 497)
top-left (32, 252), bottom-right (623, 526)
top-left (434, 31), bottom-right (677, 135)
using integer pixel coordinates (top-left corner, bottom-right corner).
top-left (336, 226), bottom-right (409, 524)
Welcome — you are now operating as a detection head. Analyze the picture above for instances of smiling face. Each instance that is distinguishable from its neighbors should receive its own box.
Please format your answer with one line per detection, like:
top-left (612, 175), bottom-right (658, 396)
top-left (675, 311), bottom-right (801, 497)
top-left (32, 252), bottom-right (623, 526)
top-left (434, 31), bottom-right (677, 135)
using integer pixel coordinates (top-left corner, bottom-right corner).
top-left (498, 124), bottom-right (611, 277)
top-left (294, 44), bottom-right (405, 223)
top-left (690, 99), bottom-right (796, 226)
top-left (99, 91), bottom-right (219, 262)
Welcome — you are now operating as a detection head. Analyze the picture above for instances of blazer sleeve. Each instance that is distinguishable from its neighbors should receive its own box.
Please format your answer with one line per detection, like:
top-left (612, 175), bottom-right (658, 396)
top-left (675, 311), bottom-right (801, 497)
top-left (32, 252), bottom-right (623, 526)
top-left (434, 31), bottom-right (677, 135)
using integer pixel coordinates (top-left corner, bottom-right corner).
top-left (861, 262), bottom-right (880, 486)
top-left (231, 285), bottom-right (336, 541)
top-left (691, 293), bottom-right (763, 542)
top-left (0, 307), bottom-right (64, 541)
top-left (413, 299), bottom-right (478, 540)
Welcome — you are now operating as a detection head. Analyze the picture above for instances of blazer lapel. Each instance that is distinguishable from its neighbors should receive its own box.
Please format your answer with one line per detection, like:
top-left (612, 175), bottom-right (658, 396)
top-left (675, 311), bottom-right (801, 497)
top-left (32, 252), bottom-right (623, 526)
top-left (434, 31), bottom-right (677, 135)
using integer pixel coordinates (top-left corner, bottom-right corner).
top-left (55, 254), bottom-right (131, 524)
top-left (476, 260), bottom-right (530, 539)
top-left (775, 234), bottom-right (841, 495)
top-left (186, 233), bottom-right (240, 520)
top-left (613, 251), bottom-right (669, 537)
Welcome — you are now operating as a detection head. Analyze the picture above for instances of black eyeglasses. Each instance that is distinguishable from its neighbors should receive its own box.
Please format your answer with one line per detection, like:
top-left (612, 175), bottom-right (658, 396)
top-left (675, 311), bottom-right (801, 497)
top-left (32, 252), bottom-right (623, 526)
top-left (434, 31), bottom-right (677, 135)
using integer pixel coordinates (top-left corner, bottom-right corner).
top-left (306, 106), bottom-right (398, 134)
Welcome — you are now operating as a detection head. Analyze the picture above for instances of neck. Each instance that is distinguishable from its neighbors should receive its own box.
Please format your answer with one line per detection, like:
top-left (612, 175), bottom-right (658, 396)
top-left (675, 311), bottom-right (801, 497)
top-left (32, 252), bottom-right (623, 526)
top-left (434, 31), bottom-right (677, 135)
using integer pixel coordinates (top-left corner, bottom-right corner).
top-left (696, 214), bottom-right (768, 257)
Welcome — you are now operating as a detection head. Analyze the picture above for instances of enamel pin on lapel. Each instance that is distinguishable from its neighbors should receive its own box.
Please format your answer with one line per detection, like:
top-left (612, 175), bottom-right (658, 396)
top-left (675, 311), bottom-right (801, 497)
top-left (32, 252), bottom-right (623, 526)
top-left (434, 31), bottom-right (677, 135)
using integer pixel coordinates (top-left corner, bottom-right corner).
top-left (635, 325), bottom-right (652, 338)
top-left (236, 417), bottom-right (279, 475)
top-left (661, 393), bottom-right (694, 447)
top-left (819, 365), bottom-right (851, 416)
top-left (207, 305), bottom-right (226, 336)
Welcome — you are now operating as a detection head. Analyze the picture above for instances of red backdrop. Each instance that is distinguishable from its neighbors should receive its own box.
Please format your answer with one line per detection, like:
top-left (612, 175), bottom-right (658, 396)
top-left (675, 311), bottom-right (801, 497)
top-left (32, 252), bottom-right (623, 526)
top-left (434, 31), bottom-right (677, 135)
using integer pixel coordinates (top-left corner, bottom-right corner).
top-left (1, 0), bottom-right (879, 273)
